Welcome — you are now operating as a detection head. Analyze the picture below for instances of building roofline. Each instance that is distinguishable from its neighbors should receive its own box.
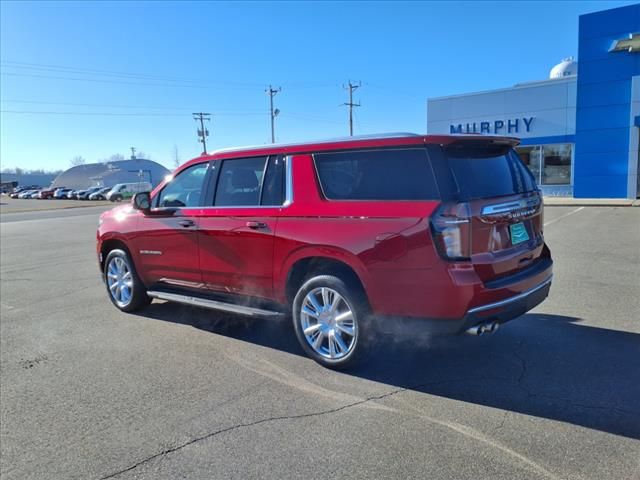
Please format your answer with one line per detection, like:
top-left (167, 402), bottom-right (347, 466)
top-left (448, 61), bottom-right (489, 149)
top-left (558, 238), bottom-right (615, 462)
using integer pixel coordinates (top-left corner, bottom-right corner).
top-left (428, 75), bottom-right (577, 103)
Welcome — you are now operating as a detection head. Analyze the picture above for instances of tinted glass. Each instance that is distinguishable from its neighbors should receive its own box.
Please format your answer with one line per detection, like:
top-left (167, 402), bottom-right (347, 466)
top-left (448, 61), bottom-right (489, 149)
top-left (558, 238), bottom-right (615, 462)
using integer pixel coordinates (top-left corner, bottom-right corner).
top-left (314, 148), bottom-right (439, 200)
top-left (214, 157), bottom-right (267, 206)
top-left (261, 156), bottom-right (285, 206)
top-left (157, 163), bottom-right (208, 207)
top-left (445, 145), bottom-right (536, 200)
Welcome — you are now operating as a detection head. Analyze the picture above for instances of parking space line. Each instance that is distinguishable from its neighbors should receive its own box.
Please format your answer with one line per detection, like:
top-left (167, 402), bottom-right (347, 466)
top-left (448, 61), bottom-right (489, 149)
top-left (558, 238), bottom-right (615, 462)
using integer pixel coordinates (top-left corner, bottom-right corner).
top-left (544, 207), bottom-right (585, 227)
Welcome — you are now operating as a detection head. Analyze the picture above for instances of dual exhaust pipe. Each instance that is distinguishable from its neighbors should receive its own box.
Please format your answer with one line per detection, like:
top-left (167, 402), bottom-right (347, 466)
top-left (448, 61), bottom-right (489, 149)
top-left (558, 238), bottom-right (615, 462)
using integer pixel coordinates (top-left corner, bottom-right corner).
top-left (465, 321), bottom-right (500, 336)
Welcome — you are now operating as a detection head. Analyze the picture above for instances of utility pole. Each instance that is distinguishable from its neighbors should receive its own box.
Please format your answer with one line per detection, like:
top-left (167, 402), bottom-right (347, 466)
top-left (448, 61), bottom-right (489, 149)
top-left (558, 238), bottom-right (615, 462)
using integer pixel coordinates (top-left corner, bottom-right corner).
top-left (265, 85), bottom-right (281, 143)
top-left (192, 112), bottom-right (211, 154)
top-left (342, 80), bottom-right (361, 136)
top-left (130, 147), bottom-right (136, 159)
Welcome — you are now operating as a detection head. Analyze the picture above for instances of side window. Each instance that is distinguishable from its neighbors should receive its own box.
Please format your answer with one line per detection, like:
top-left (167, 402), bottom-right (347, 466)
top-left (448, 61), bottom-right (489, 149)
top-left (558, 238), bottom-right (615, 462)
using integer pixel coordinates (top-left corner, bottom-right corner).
top-left (156, 163), bottom-right (209, 208)
top-left (313, 148), bottom-right (440, 200)
top-left (214, 157), bottom-right (267, 206)
top-left (261, 156), bottom-right (285, 206)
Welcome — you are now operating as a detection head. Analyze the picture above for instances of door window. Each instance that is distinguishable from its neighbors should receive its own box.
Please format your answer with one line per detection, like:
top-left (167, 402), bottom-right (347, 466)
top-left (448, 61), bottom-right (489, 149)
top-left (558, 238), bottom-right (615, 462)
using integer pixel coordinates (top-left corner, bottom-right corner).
top-left (261, 156), bottom-right (285, 206)
top-left (214, 157), bottom-right (268, 206)
top-left (156, 163), bottom-right (209, 207)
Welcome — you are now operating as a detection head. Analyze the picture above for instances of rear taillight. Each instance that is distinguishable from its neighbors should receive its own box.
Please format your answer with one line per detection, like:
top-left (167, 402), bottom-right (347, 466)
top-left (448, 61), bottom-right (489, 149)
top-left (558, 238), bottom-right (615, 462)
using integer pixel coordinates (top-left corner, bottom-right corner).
top-left (430, 202), bottom-right (472, 261)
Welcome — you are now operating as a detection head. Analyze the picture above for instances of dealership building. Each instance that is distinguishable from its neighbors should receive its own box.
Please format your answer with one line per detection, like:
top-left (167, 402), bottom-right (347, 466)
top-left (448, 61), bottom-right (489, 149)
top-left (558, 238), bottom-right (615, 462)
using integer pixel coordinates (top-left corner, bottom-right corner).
top-left (427, 4), bottom-right (639, 198)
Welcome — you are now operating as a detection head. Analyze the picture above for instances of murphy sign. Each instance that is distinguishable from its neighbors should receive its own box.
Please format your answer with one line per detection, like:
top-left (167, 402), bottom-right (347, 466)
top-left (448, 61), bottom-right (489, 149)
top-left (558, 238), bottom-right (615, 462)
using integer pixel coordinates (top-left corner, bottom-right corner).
top-left (450, 117), bottom-right (534, 135)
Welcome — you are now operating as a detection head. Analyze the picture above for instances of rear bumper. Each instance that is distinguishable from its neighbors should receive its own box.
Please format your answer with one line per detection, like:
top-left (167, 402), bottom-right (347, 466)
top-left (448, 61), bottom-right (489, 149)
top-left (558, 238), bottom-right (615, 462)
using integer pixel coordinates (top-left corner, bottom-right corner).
top-left (457, 274), bottom-right (552, 333)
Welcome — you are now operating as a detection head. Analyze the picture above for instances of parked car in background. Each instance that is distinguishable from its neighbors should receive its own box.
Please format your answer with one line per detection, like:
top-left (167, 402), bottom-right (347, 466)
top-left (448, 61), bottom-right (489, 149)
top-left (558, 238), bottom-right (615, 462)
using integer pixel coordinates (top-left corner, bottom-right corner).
top-left (28, 191), bottom-right (41, 199)
top-left (106, 182), bottom-right (153, 202)
top-left (89, 187), bottom-right (112, 200)
top-left (11, 186), bottom-right (40, 198)
top-left (54, 188), bottom-right (73, 199)
top-left (65, 190), bottom-right (78, 199)
top-left (17, 189), bottom-right (37, 199)
top-left (97, 133), bottom-right (553, 369)
top-left (78, 186), bottom-right (102, 200)
top-left (38, 188), bottom-right (56, 199)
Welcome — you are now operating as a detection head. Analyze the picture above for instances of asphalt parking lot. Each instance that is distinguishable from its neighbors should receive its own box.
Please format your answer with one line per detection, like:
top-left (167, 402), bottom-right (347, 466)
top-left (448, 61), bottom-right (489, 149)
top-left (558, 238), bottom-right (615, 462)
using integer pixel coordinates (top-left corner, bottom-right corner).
top-left (0, 197), bottom-right (111, 214)
top-left (1, 205), bottom-right (639, 480)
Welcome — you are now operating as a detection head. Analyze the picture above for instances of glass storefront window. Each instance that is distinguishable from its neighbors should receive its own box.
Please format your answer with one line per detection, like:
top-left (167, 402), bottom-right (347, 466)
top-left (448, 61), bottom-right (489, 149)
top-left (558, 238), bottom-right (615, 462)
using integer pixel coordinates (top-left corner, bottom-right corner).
top-left (542, 144), bottom-right (572, 185)
top-left (516, 143), bottom-right (572, 186)
top-left (516, 146), bottom-right (541, 184)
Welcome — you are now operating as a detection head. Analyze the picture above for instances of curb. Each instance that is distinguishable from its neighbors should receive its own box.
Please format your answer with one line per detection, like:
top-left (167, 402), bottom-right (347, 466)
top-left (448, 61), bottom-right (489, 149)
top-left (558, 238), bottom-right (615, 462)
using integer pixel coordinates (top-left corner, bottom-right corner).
top-left (543, 198), bottom-right (640, 207)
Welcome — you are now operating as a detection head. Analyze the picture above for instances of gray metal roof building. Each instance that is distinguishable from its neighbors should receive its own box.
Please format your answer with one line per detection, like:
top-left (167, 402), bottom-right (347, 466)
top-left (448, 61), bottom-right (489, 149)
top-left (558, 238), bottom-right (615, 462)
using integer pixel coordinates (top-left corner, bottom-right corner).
top-left (51, 158), bottom-right (170, 190)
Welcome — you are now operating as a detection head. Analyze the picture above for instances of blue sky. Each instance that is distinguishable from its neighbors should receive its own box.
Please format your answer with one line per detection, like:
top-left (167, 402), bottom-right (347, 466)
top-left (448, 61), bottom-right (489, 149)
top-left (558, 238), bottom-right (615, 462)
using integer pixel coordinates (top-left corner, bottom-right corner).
top-left (0, 0), bottom-right (634, 171)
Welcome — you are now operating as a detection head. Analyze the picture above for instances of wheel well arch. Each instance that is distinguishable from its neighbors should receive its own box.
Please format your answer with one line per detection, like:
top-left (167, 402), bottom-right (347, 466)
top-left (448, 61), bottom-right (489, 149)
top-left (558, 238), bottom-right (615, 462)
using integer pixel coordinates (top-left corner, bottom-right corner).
top-left (284, 256), bottom-right (369, 306)
top-left (99, 238), bottom-right (131, 272)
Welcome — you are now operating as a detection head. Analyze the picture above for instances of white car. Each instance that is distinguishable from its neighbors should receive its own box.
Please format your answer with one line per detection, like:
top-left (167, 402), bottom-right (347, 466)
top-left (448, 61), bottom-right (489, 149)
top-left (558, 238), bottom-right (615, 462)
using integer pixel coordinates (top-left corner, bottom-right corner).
top-left (106, 182), bottom-right (153, 202)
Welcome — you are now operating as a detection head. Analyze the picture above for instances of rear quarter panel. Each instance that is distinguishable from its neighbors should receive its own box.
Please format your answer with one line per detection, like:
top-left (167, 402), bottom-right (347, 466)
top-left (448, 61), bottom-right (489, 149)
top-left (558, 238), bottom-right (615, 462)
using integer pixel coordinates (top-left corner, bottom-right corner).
top-left (273, 154), bottom-right (442, 317)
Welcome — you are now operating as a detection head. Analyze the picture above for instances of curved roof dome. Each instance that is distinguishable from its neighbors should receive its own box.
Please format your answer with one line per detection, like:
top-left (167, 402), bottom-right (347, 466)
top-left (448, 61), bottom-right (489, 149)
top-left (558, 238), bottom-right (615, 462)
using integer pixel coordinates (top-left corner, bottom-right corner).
top-left (52, 158), bottom-right (170, 190)
top-left (549, 57), bottom-right (578, 79)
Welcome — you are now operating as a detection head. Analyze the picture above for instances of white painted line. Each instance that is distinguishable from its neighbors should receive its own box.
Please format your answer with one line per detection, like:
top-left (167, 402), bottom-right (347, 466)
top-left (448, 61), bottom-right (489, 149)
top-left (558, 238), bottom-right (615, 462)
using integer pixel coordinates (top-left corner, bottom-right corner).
top-left (544, 206), bottom-right (585, 227)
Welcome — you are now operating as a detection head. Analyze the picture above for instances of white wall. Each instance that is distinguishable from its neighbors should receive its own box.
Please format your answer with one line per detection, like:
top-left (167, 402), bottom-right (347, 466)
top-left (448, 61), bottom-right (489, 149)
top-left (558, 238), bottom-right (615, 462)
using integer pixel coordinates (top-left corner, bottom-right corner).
top-left (427, 77), bottom-right (577, 139)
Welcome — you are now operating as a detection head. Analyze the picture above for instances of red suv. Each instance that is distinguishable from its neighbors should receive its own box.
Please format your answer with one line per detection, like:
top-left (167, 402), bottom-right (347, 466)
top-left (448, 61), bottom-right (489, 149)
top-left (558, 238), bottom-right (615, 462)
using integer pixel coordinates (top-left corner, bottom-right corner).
top-left (97, 133), bottom-right (552, 368)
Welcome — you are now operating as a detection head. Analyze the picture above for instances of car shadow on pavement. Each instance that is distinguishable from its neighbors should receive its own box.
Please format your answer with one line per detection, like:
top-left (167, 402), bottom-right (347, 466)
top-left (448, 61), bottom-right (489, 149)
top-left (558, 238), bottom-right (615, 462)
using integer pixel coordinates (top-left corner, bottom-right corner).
top-left (137, 303), bottom-right (640, 440)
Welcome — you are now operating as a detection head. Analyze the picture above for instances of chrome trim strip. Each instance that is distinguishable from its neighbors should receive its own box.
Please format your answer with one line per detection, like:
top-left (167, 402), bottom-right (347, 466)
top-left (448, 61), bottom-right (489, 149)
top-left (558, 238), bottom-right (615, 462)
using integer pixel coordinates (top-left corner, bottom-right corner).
top-left (147, 290), bottom-right (282, 317)
top-left (467, 275), bottom-right (553, 315)
top-left (283, 154), bottom-right (294, 206)
top-left (481, 198), bottom-right (540, 215)
top-left (481, 197), bottom-right (541, 215)
top-left (140, 250), bottom-right (162, 255)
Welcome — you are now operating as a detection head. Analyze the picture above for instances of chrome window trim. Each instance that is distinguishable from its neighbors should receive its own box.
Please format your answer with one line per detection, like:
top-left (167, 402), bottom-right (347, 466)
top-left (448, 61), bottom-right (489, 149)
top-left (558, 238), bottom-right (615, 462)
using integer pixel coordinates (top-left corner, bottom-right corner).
top-left (467, 275), bottom-right (553, 315)
top-left (196, 154), bottom-right (293, 210)
top-left (283, 154), bottom-right (293, 206)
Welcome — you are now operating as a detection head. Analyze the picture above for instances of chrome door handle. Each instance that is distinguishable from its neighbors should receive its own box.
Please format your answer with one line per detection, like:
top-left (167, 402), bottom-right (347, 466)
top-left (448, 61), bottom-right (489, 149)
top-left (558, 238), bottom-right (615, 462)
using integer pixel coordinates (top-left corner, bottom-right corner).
top-left (178, 219), bottom-right (195, 228)
top-left (246, 221), bottom-right (267, 229)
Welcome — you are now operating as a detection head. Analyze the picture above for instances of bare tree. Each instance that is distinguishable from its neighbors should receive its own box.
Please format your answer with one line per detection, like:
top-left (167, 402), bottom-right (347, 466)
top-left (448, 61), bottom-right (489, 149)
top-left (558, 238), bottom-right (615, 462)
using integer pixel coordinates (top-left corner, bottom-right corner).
top-left (70, 156), bottom-right (86, 167)
top-left (172, 145), bottom-right (180, 168)
top-left (99, 154), bottom-right (125, 164)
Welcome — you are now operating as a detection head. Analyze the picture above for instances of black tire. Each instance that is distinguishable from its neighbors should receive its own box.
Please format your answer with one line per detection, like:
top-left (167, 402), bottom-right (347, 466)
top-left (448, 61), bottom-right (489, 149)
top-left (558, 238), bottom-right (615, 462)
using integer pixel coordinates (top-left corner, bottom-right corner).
top-left (111, 194), bottom-right (123, 202)
top-left (292, 274), bottom-right (368, 369)
top-left (103, 249), bottom-right (150, 312)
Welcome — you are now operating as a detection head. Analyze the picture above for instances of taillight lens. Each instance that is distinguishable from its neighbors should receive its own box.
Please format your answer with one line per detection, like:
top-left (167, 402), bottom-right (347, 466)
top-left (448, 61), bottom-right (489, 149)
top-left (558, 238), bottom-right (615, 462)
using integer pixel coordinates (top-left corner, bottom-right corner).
top-left (430, 202), bottom-right (472, 261)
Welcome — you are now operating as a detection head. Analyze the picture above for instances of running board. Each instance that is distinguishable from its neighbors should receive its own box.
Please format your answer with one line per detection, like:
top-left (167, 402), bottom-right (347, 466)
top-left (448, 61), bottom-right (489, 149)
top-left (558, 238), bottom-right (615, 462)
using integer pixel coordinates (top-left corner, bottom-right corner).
top-left (147, 290), bottom-right (283, 318)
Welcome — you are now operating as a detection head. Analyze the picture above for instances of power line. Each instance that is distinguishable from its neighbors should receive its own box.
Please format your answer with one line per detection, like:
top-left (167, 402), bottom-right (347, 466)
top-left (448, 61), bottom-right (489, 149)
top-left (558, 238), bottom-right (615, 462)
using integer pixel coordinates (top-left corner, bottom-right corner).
top-left (342, 80), bottom-right (361, 136)
top-left (1, 62), bottom-right (340, 91)
top-left (0, 72), bottom-right (216, 89)
top-left (265, 86), bottom-right (281, 143)
top-left (0, 60), bottom-right (265, 87)
top-left (1, 99), bottom-right (267, 113)
top-left (0, 110), bottom-right (264, 117)
top-left (192, 113), bottom-right (211, 154)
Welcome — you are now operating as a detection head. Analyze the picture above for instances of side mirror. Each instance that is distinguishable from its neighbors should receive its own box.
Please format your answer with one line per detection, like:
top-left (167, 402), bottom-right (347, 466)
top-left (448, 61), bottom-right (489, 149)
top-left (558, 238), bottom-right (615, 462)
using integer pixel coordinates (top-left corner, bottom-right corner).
top-left (132, 192), bottom-right (151, 211)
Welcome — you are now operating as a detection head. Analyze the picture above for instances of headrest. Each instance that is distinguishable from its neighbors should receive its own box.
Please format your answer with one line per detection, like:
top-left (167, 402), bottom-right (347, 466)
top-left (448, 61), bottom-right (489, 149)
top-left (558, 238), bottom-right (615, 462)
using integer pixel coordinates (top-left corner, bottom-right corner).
top-left (231, 168), bottom-right (258, 189)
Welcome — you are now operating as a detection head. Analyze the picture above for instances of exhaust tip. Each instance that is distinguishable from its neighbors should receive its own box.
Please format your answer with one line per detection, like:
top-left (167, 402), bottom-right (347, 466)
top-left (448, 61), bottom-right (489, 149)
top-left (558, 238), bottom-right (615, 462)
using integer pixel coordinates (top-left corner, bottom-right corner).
top-left (465, 322), bottom-right (499, 336)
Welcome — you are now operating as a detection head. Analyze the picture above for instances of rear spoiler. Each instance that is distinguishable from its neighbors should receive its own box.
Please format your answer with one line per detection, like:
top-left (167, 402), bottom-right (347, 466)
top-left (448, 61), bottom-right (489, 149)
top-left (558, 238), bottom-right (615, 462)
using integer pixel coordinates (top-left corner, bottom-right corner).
top-left (433, 134), bottom-right (520, 148)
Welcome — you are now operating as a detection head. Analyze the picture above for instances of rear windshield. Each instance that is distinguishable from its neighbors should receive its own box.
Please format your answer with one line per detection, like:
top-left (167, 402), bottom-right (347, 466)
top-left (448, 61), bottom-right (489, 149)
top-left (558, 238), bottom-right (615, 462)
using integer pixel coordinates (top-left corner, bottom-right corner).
top-left (313, 148), bottom-right (439, 201)
top-left (444, 144), bottom-right (537, 200)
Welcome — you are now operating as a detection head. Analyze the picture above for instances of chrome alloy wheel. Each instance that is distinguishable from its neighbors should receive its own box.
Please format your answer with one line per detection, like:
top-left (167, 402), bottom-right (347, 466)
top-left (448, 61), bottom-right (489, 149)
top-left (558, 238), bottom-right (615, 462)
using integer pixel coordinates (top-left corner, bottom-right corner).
top-left (300, 287), bottom-right (358, 360)
top-left (106, 256), bottom-right (133, 308)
